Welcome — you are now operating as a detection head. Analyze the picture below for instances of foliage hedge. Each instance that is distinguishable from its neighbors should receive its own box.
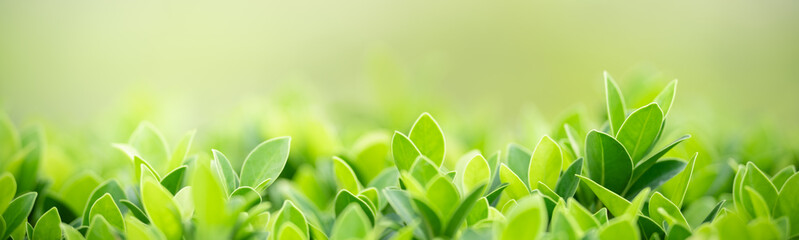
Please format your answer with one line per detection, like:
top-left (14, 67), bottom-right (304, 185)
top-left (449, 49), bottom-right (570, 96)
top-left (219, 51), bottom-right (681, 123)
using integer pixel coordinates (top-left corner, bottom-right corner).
top-left (1, 72), bottom-right (798, 240)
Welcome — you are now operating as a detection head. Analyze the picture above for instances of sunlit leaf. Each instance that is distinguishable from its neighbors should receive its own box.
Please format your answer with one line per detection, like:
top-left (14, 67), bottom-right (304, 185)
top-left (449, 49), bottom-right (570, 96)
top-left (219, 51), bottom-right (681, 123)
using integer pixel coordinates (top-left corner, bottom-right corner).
top-left (33, 207), bottom-right (61, 240)
top-left (616, 103), bottom-right (663, 163)
top-left (408, 112), bottom-right (446, 167)
top-left (141, 179), bottom-right (182, 240)
top-left (498, 195), bottom-right (547, 240)
top-left (88, 193), bottom-right (125, 231)
top-left (653, 80), bottom-right (677, 117)
top-left (239, 136), bottom-right (291, 189)
top-left (649, 192), bottom-right (689, 228)
top-left (331, 204), bottom-right (371, 240)
top-left (576, 175), bottom-right (630, 217)
top-left (333, 156), bottom-right (362, 193)
top-left (391, 131), bottom-right (422, 173)
top-left (462, 154), bottom-right (490, 193)
top-left (605, 71), bottom-right (627, 136)
top-left (528, 136), bottom-right (563, 191)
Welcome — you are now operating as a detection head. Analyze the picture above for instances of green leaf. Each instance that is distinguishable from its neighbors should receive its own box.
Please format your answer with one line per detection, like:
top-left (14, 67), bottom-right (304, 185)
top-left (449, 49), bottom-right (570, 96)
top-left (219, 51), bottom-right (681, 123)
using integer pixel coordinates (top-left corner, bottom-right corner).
top-left (333, 190), bottom-right (375, 224)
top-left (499, 195), bottom-right (547, 240)
top-left (33, 207), bottom-right (61, 240)
top-left (426, 175), bottom-right (460, 222)
top-left (625, 159), bottom-right (686, 199)
top-left (141, 179), bottom-right (182, 240)
top-left (333, 156), bottom-right (362, 194)
top-left (665, 153), bottom-right (697, 208)
top-left (564, 124), bottom-right (583, 158)
top-left (466, 197), bottom-right (489, 225)
top-left (770, 166), bottom-right (795, 190)
top-left (551, 206), bottom-right (581, 239)
top-left (211, 149), bottom-right (239, 194)
top-left (274, 200), bottom-right (308, 239)
top-left (567, 200), bottom-right (600, 232)
top-left (633, 135), bottom-right (691, 180)
top-left (462, 154), bottom-right (490, 193)
top-left (741, 162), bottom-right (778, 216)
top-left (585, 130), bottom-right (633, 194)
top-left (59, 172), bottom-right (101, 214)
top-left (238, 136), bottom-right (291, 189)
top-left (499, 164), bottom-right (529, 201)
top-left (442, 183), bottom-right (486, 238)
top-left (160, 165), bottom-right (187, 195)
top-left (599, 218), bottom-right (639, 240)
top-left (653, 80), bottom-right (678, 117)
top-left (16, 126), bottom-right (43, 194)
top-left (61, 223), bottom-right (86, 240)
top-left (605, 71), bottom-right (627, 136)
top-left (485, 183), bottom-right (509, 205)
top-left (0, 217), bottom-right (5, 240)
top-left (383, 189), bottom-right (424, 238)
top-left (277, 223), bottom-right (305, 240)
top-left (744, 186), bottom-right (771, 219)
top-left (331, 204), bottom-right (371, 240)
top-left (412, 197), bottom-right (442, 238)
top-left (701, 200), bottom-right (725, 224)
top-left (528, 136), bottom-right (563, 190)
top-left (507, 143), bottom-right (532, 186)
top-left (638, 216), bottom-right (666, 240)
top-left (82, 180), bottom-right (127, 226)
top-left (86, 216), bottom-right (116, 240)
top-left (88, 194), bottom-right (125, 231)
top-left (191, 159), bottom-right (230, 239)
top-left (576, 175), bottom-right (630, 217)
top-left (119, 200), bottom-right (149, 224)
top-left (167, 130), bottom-right (195, 173)
top-left (774, 173), bottom-right (799, 237)
top-left (391, 131), bottom-right (421, 172)
top-left (649, 192), bottom-right (689, 228)
top-left (350, 132), bottom-right (391, 183)
top-left (555, 158), bottom-right (583, 199)
top-left (1, 192), bottom-right (36, 239)
top-left (409, 156), bottom-right (439, 186)
top-left (594, 208), bottom-right (608, 224)
top-left (408, 112), bottom-right (446, 167)
top-left (666, 224), bottom-right (691, 240)
top-left (0, 173), bottom-right (16, 214)
top-left (129, 122), bottom-right (170, 175)
top-left (616, 103), bottom-right (664, 163)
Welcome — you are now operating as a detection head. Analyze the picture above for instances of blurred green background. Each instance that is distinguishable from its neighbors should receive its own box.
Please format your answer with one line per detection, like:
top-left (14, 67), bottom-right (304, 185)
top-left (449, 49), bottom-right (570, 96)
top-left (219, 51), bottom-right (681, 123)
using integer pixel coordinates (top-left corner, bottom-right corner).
top-left (1, 0), bottom-right (798, 178)
top-left (2, 0), bottom-right (799, 125)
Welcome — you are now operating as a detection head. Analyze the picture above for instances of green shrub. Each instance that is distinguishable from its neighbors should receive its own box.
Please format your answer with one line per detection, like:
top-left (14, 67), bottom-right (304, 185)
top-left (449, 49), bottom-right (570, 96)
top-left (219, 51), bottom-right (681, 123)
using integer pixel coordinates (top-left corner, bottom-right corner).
top-left (0, 72), bottom-right (797, 240)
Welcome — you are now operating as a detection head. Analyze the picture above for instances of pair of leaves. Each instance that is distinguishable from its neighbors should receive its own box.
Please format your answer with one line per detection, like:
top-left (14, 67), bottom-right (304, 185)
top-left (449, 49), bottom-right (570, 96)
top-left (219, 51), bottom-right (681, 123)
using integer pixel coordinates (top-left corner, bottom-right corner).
top-left (392, 113), bottom-right (445, 172)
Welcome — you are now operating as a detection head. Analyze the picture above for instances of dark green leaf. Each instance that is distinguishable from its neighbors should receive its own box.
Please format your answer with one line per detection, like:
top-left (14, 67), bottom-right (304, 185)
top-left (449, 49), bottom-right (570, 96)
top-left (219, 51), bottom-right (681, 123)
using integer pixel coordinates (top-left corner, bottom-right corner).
top-left (442, 183), bottom-right (486, 238)
top-left (555, 158), bottom-right (583, 199)
top-left (626, 159), bottom-right (687, 199)
top-left (585, 130), bottom-right (633, 194)
top-left (506, 143), bottom-right (532, 186)
top-left (160, 166), bottom-right (187, 195)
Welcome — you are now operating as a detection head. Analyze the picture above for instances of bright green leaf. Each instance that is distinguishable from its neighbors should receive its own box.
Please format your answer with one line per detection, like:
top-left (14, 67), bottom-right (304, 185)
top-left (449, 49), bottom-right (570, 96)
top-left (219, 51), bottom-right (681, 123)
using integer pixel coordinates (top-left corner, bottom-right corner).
top-left (33, 207), bottom-right (61, 240)
top-left (499, 195), bottom-right (547, 240)
top-left (576, 175), bottom-right (630, 217)
top-left (616, 103), bottom-right (663, 163)
top-left (462, 154), bottom-right (490, 193)
top-left (605, 71), bottom-right (627, 136)
top-left (391, 131), bottom-right (421, 172)
top-left (331, 204), bottom-right (371, 240)
top-left (507, 143), bottom-right (532, 186)
top-left (239, 136), bottom-right (291, 189)
top-left (141, 179), bottom-right (182, 240)
top-left (333, 156), bottom-right (362, 193)
top-left (88, 194), bottom-right (125, 231)
top-left (129, 122), bottom-right (170, 175)
top-left (653, 80), bottom-right (677, 117)
top-left (649, 192), bottom-right (689, 228)
top-left (408, 113), bottom-right (446, 167)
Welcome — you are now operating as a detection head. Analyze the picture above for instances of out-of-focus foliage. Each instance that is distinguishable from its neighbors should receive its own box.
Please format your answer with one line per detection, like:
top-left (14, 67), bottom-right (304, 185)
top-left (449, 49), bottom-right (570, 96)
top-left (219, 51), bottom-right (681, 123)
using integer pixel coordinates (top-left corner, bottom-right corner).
top-left (0, 71), bottom-right (798, 240)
